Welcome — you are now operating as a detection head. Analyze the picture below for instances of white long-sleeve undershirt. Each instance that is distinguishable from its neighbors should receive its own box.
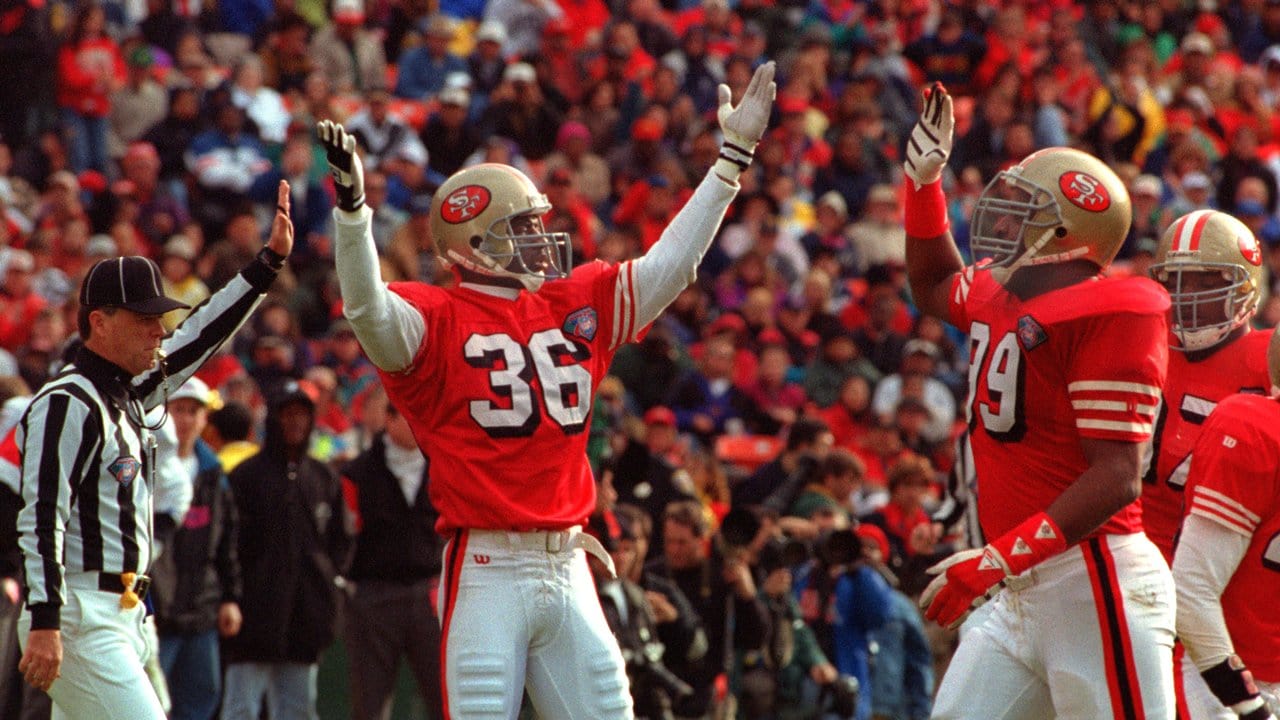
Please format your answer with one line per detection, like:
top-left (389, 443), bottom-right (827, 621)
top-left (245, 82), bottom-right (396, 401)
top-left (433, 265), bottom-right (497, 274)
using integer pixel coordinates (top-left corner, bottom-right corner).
top-left (331, 170), bottom-right (739, 373)
top-left (1172, 513), bottom-right (1252, 671)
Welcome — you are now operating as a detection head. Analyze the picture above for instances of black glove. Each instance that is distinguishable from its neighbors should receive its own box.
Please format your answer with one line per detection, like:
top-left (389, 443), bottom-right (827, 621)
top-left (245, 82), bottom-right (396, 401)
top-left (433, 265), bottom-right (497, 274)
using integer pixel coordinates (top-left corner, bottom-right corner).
top-left (316, 119), bottom-right (365, 212)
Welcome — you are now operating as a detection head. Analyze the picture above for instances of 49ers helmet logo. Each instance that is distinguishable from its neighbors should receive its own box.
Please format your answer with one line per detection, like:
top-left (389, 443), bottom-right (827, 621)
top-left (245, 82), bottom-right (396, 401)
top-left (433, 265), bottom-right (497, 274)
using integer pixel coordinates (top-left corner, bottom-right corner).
top-left (1239, 232), bottom-right (1262, 266)
top-left (441, 185), bottom-right (492, 224)
top-left (1058, 172), bottom-right (1112, 212)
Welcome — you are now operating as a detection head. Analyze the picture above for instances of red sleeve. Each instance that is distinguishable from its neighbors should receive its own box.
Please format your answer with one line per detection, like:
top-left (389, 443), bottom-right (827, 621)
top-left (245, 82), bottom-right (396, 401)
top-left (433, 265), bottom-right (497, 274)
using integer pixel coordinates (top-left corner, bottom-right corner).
top-left (1066, 310), bottom-right (1167, 442)
top-left (1185, 400), bottom-right (1280, 537)
top-left (946, 264), bottom-right (979, 330)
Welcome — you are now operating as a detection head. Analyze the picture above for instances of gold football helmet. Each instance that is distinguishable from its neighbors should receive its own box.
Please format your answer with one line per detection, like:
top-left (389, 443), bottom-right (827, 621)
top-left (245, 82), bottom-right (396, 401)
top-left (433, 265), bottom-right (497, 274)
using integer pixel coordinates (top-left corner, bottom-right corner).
top-left (1150, 209), bottom-right (1263, 352)
top-left (430, 163), bottom-right (571, 291)
top-left (970, 147), bottom-right (1132, 275)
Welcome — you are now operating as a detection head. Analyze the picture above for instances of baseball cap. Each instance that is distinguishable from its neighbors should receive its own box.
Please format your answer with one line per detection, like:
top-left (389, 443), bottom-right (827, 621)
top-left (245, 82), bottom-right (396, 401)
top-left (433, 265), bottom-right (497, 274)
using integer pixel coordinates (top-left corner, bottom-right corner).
top-left (631, 117), bottom-right (663, 141)
top-left (438, 86), bottom-right (470, 107)
top-left (503, 62), bottom-right (536, 84)
top-left (903, 338), bottom-right (940, 360)
top-left (475, 20), bottom-right (507, 45)
top-left (817, 190), bottom-right (848, 219)
top-left (1182, 171), bottom-right (1211, 191)
top-left (643, 406), bottom-right (677, 426)
top-left (333, 0), bottom-right (364, 23)
top-left (80, 256), bottom-right (190, 315)
top-left (163, 234), bottom-right (198, 261)
top-left (86, 234), bottom-right (118, 258)
top-left (169, 377), bottom-right (212, 406)
top-left (4, 249), bottom-right (33, 273)
top-left (1261, 45), bottom-right (1280, 69)
top-left (1181, 32), bottom-right (1213, 55)
top-left (1132, 174), bottom-right (1162, 198)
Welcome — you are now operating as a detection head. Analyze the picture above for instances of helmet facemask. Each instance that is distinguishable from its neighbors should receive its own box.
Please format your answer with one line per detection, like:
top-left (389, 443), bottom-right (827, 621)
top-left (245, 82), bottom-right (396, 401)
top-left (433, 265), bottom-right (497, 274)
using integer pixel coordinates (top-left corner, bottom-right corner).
top-left (455, 208), bottom-right (571, 292)
top-left (970, 170), bottom-right (1062, 269)
top-left (1151, 264), bottom-right (1258, 352)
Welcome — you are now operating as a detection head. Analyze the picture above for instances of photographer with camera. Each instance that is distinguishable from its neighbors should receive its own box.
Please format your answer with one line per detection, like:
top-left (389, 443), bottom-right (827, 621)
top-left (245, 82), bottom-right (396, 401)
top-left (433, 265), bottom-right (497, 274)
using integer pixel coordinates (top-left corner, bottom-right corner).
top-left (592, 510), bottom-right (696, 720)
top-left (794, 528), bottom-right (892, 720)
top-left (648, 501), bottom-right (772, 720)
top-left (737, 535), bottom-right (843, 720)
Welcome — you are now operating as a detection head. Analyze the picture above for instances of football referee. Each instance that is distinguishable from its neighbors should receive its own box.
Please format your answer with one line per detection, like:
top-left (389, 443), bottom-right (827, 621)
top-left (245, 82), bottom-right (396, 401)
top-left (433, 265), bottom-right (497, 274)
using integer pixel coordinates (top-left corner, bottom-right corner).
top-left (15, 182), bottom-right (295, 718)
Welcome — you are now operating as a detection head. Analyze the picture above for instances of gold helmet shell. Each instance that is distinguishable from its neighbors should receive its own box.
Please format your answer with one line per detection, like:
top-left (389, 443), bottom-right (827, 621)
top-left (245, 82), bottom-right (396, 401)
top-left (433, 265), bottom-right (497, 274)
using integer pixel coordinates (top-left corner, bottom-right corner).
top-left (430, 163), bottom-right (571, 291)
top-left (970, 147), bottom-right (1131, 274)
top-left (1150, 210), bottom-right (1263, 352)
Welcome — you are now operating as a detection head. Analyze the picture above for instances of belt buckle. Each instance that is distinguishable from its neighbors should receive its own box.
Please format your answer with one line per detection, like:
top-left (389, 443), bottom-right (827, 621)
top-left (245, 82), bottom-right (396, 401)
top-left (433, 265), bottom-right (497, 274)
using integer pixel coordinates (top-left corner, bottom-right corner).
top-left (545, 531), bottom-right (567, 553)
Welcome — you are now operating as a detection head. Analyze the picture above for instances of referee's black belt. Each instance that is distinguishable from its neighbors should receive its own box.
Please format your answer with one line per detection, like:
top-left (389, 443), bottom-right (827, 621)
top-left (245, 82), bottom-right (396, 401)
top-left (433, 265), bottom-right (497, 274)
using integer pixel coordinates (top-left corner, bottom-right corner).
top-left (97, 572), bottom-right (151, 600)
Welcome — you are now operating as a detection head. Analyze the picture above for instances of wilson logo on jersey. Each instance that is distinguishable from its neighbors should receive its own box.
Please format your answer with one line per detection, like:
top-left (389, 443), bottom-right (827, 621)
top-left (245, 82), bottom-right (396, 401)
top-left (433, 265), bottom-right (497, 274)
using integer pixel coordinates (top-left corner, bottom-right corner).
top-left (441, 185), bottom-right (492, 223)
top-left (109, 456), bottom-right (141, 486)
top-left (1016, 315), bottom-right (1047, 351)
top-left (1058, 171), bottom-right (1111, 212)
top-left (1222, 435), bottom-right (1237, 448)
top-left (473, 555), bottom-right (491, 564)
top-left (563, 306), bottom-right (598, 342)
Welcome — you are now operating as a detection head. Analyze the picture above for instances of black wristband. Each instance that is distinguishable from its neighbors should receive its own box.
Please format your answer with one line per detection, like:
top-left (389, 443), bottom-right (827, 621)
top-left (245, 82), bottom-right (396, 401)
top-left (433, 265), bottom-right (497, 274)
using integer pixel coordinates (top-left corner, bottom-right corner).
top-left (1202, 657), bottom-right (1260, 707)
top-left (257, 246), bottom-right (287, 271)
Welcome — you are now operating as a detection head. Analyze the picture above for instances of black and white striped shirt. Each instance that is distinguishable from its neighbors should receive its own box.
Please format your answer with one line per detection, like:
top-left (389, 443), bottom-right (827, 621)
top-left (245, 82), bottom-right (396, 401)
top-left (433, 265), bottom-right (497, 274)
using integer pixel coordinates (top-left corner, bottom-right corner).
top-left (17, 259), bottom-right (278, 630)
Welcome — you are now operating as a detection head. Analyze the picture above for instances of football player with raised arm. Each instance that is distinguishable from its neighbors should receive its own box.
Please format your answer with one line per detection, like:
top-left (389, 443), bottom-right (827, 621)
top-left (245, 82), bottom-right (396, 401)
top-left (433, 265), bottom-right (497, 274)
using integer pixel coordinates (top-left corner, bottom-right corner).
top-left (1172, 330), bottom-right (1280, 720)
top-left (1143, 210), bottom-right (1273, 720)
top-left (317, 62), bottom-right (775, 720)
top-left (904, 83), bottom-right (1177, 718)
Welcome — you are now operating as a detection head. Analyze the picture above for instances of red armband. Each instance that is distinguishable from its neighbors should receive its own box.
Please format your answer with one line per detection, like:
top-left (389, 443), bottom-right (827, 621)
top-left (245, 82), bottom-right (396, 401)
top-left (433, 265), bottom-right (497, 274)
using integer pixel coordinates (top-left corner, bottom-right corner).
top-left (904, 178), bottom-right (949, 239)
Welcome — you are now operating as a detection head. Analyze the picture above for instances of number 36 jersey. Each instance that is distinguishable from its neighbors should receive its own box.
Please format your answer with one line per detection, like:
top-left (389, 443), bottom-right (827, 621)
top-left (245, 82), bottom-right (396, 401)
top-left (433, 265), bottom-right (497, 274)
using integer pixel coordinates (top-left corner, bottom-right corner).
top-left (379, 261), bottom-right (644, 534)
top-left (948, 265), bottom-right (1170, 541)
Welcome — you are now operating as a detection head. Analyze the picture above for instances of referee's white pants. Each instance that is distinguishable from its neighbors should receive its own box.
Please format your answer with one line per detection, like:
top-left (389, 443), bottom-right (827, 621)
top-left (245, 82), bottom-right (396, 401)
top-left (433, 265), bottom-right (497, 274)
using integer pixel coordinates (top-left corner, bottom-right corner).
top-left (18, 572), bottom-right (165, 720)
top-left (932, 533), bottom-right (1176, 720)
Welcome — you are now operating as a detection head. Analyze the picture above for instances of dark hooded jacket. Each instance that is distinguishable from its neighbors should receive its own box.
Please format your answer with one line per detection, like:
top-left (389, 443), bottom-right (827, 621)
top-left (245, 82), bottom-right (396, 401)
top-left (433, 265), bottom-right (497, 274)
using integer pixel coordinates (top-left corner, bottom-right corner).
top-left (224, 384), bottom-right (350, 663)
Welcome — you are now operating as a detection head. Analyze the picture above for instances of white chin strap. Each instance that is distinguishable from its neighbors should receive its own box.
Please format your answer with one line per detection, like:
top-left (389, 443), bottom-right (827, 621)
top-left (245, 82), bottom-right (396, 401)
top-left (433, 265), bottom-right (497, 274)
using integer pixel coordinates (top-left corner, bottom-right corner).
top-left (1173, 325), bottom-right (1230, 352)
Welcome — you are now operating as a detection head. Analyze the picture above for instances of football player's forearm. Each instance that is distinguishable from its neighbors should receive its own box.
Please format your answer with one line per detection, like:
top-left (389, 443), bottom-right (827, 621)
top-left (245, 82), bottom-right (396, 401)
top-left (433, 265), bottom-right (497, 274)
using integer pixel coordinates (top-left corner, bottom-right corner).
top-left (631, 172), bottom-right (737, 328)
top-left (1047, 439), bottom-right (1142, 544)
top-left (333, 206), bottom-right (425, 372)
top-left (1173, 515), bottom-right (1248, 671)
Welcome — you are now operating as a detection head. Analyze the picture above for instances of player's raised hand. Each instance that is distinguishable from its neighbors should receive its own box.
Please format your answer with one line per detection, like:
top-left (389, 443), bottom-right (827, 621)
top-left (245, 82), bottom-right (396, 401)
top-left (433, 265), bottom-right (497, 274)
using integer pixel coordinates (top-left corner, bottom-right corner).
top-left (267, 179), bottom-right (294, 259)
top-left (904, 82), bottom-right (954, 189)
top-left (714, 61), bottom-right (776, 181)
top-left (316, 119), bottom-right (365, 212)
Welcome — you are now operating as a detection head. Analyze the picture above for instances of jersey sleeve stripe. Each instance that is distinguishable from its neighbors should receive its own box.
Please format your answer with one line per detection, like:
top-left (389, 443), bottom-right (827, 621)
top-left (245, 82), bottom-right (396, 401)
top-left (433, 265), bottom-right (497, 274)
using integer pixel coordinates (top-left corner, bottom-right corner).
top-left (1189, 495), bottom-right (1259, 534)
top-left (1076, 418), bottom-right (1153, 434)
top-left (1188, 503), bottom-right (1254, 537)
top-left (1072, 400), bottom-right (1132, 412)
top-left (1193, 486), bottom-right (1261, 524)
top-left (624, 261), bottom-right (639, 343)
top-left (610, 270), bottom-right (625, 350)
top-left (1068, 381), bottom-right (1161, 396)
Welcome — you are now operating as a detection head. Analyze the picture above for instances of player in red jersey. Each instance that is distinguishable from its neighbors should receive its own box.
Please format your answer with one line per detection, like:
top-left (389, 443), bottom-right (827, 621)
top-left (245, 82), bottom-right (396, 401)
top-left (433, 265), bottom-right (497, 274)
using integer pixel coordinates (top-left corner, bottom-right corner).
top-left (1143, 209), bottom-right (1271, 720)
top-left (317, 62), bottom-right (776, 720)
top-left (1172, 329), bottom-right (1280, 720)
top-left (904, 82), bottom-right (1176, 718)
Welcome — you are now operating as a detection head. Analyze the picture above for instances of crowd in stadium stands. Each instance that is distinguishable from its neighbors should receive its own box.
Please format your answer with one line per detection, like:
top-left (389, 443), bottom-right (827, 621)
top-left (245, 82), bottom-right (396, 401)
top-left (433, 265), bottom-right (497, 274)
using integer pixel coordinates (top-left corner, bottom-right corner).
top-left (1, 0), bottom-right (1280, 718)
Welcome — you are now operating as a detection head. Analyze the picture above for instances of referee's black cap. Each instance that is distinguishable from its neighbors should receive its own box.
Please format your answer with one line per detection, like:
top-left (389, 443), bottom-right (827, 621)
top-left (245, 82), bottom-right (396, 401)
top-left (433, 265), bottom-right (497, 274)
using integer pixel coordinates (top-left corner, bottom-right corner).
top-left (80, 256), bottom-right (190, 315)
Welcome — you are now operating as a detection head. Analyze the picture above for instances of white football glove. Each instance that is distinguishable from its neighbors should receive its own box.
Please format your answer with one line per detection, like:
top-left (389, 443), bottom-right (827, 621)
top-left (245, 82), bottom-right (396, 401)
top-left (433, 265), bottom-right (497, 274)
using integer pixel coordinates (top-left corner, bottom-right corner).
top-left (714, 61), bottom-right (776, 182)
top-left (316, 119), bottom-right (365, 212)
top-left (903, 82), bottom-right (954, 189)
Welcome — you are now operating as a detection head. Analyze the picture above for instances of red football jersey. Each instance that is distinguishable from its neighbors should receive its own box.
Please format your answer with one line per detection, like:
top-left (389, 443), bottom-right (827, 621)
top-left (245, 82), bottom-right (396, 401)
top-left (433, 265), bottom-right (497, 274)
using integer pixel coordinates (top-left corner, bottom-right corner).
top-left (1184, 393), bottom-right (1280, 680)
top-left (380, 260), bottom-right (643, 533)
top-left (1143, 329), bottom-right (1273, 563)
top-left (948, 266), bottom-right (1169, 541)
